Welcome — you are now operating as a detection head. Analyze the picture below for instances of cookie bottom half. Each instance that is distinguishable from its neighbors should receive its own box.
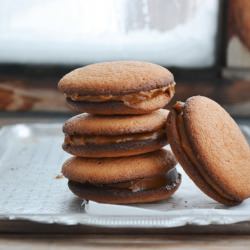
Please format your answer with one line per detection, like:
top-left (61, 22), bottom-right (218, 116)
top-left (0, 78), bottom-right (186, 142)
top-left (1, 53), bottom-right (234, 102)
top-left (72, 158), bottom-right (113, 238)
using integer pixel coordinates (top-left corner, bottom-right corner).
top-left (68, 173), bottom-right (181, 204)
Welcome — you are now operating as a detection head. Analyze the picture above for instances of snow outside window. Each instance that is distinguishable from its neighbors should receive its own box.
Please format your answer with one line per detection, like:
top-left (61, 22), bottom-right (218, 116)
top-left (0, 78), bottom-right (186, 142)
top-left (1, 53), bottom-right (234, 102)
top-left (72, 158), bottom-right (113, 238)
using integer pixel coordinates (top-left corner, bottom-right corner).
top-left (0, 0), bottom-right (219, 67)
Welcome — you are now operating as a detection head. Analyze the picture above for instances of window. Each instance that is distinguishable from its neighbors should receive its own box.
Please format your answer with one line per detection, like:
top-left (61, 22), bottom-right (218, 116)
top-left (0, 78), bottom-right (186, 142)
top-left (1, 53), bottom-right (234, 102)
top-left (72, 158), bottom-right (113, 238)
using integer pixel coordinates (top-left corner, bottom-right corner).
top-left (0, 0), bottom-right (219, 67)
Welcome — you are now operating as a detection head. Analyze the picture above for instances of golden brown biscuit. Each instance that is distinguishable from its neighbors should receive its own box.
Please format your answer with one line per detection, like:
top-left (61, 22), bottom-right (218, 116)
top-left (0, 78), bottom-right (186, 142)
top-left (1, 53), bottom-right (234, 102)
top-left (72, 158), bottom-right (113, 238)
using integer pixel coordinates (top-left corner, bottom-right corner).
top-left (62, 150), bottom-right (181, 204)
top-left (166, 96), bottom-right (250, 206)
top-left (62, 110), bottom-right (169, 157)
top-left (58, 61), bottom-right (175, 115)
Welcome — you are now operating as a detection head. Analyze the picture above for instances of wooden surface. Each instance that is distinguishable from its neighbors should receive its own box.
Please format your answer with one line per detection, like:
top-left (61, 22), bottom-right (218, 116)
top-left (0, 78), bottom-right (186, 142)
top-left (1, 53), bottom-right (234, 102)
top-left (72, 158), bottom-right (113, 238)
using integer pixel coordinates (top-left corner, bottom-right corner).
top-left (0, 234), bottom-right (250, 250)
top-left (0, 65), bottom-right (250, 116)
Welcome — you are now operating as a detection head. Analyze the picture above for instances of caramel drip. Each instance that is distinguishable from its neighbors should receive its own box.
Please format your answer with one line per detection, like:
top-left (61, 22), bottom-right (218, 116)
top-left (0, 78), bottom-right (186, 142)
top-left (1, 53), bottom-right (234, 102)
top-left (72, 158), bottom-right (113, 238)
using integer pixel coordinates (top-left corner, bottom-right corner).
top-left (104, 168), bottom-right (179, 192)
top-left (68, 84), bottom-right (175, 107)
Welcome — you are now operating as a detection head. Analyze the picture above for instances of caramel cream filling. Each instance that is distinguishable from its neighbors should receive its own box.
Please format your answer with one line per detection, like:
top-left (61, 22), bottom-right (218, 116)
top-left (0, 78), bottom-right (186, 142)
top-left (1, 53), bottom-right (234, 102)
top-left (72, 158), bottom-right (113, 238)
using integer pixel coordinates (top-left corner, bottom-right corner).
top-left (68, 84), bottom-right (175, 107)
top-left (174, 102), bottom-right (238, 203)
top-left (103, 168), bottom-right (179, 192)
top-left (64, 129), bottom-right (166, 146)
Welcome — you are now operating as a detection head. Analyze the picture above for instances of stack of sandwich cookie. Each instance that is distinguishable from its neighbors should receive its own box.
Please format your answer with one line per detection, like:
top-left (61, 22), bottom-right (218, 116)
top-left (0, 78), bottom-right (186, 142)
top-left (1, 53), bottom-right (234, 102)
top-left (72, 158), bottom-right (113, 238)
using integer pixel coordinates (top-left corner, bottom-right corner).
top-left (59, 61), bottom-right (181, 204)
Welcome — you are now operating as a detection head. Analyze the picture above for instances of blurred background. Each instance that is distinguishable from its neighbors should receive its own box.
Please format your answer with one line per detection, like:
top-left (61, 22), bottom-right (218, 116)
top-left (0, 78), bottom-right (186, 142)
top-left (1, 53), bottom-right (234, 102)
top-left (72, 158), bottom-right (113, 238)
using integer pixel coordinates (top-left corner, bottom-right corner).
top-left (0, 0), bottom-right (250, 123)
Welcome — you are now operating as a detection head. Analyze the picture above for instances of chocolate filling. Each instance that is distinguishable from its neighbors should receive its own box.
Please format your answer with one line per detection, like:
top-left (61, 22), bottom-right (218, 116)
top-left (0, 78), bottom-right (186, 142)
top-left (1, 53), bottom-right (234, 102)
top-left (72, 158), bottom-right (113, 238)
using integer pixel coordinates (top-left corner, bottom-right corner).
top-left (63, 138), bottom-right (168, 158)
top-left (64, 129), bottom-right (166, 146)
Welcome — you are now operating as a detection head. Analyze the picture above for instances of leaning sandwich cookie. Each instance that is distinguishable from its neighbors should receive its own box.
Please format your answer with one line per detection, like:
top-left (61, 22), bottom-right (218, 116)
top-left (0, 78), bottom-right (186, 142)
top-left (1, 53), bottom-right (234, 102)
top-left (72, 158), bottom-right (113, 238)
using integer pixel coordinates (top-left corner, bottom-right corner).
top-left (166, 96), bottom-right (250, 206)
top-left (62, 109), bottom-right (169, 158)
top-left (58, 61), bottom-right (175, 115)
top-left (62, 150), bottom-right (181, 204)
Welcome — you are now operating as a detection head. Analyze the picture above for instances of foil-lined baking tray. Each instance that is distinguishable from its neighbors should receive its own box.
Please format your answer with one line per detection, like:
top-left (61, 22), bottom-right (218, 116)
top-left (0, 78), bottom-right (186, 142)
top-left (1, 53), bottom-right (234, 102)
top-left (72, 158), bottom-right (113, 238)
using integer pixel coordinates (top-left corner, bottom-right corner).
top-left (0, 122), bottom-right (250, 233)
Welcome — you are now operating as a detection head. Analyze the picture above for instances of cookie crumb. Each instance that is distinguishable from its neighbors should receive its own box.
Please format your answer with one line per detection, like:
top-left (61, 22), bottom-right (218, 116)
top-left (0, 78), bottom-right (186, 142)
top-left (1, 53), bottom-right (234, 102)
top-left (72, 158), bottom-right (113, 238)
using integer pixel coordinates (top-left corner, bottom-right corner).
top-left (55, 174), bottom-right (64, 179)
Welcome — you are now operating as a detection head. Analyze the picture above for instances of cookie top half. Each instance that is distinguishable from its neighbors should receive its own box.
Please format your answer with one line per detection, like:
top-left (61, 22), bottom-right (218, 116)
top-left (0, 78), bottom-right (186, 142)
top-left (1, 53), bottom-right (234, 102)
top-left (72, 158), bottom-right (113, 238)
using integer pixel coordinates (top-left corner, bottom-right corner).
top-left (58, 61), bottom-right (174, 95)
top-left (167, 96), bottom-right (250, 205)
top-left (63, 109), bottom-right (169, 136)
top-left (62, 149), bottom-right (177, 184)
top-left (183, 96), bottom-right (250, 199)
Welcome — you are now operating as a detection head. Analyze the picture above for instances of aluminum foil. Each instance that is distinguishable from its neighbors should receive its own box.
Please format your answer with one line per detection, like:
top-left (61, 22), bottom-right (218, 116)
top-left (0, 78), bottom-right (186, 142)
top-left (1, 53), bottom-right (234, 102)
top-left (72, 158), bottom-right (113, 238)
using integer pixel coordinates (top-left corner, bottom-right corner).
top-left (0, 123), bottom-right (249, 229)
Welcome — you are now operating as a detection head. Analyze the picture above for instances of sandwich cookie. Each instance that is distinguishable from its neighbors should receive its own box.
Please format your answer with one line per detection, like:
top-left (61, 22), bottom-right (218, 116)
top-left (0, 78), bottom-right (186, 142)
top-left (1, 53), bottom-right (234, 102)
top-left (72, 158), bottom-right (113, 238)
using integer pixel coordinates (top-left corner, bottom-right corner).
top-left (58, 61), bottom-right (175, 115)
top-left (230, 0), bottom-right (250, 50)
top-left (166, 96), bottom-right (250, 206)
top-left (62, 150), bottom-right (181, 204)
top-left (63, 109), bottom-right (169, 158)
